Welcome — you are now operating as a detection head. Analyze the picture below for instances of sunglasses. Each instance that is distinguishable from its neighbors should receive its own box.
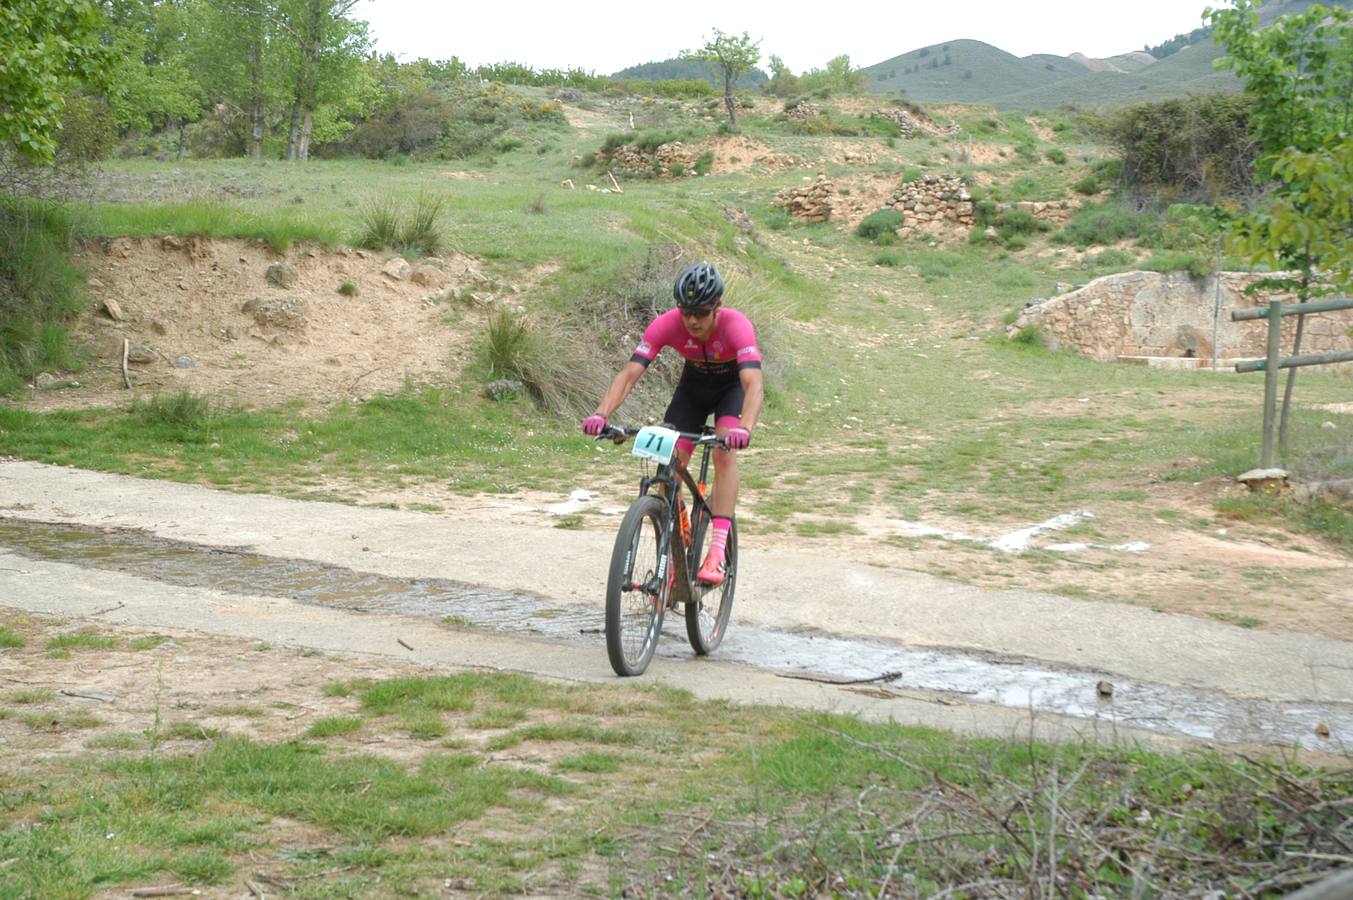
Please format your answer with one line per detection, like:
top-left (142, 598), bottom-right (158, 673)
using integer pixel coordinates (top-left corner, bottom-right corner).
top-left (680, 307), bottom-right (714, 319)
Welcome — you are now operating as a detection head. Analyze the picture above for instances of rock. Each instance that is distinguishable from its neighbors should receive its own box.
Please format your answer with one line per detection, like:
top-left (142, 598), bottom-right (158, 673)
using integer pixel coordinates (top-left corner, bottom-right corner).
top-left (161, 235), bottom-right (183, 251)
top-left (1237, 468), bottom-right (1289, 493)
top-left (265, 262), bottom-right (298, 288)
top-left (34, 372), bottom-right (58, 389)
top-left (246, 296), bottom-right (308, 330)
top-left (1322, 421), bottom-right (1337, 429)
top-left (983, 226), bottom-right (998, 239)
top-left (87, 276), bottom-right (105, 289)
top-left (1315, 723), bottom-right (1331, 737)
top-left (127, 346), bottom-right (157, 365)
top-left (224, 326), bottom-right (241, 341)
top-left (410, 265), bottom-right (442, 287)
top-left (1096, 680), bottom-right (1114, 697)
top-left (381, 257), bottom-right (412, 280)
top-left (151, 319), bottom-right (167, 335)
top-left (174, 356), bottom-right (195, 369)
top-left (102, 298), bottom-right (126, 321)
top-left (484, 378), bottom-right (524, 401)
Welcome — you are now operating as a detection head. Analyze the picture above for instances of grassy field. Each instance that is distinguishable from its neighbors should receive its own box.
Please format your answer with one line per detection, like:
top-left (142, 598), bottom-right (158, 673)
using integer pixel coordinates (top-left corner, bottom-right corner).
top-left (1, 612), bottom-right (1349, 898)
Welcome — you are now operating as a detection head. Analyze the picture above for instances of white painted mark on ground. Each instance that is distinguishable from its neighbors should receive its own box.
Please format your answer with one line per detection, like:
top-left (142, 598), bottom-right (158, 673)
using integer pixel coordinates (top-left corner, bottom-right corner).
top-left (890, 510), bottom-right (1150, 555)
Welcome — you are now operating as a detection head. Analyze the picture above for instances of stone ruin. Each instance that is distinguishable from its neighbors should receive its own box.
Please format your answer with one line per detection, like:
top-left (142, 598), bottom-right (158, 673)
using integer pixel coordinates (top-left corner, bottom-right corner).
top-left (773, 172), bottom-right (834, 222)
top-left (1007, 271), bottom-right (1353, 367)
top-left (783, 101), bottom-right (823, 123)
top-left (602, 141), bottom-right (698, 178)
top-left (887, 174), bottom-right (976, 235)
top-left (873, 107), bottom-right (924, 137)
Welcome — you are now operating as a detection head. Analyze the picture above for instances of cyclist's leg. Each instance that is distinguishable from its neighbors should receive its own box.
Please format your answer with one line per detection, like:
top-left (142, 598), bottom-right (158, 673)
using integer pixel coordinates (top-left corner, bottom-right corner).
top-left (707, 380), bottom-right (748, 517)
top-left (697, 384), bottom-right (746, 585)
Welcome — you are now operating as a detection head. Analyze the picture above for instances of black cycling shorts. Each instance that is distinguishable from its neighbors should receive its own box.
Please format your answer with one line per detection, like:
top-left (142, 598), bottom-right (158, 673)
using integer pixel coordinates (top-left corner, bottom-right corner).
top-left (663, 374), bottom-right (745, 434)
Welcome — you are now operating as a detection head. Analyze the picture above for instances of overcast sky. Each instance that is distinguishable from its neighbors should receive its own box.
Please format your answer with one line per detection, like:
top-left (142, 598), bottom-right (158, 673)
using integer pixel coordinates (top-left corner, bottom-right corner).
top-left (349, 0), bottom-right (1218, 75)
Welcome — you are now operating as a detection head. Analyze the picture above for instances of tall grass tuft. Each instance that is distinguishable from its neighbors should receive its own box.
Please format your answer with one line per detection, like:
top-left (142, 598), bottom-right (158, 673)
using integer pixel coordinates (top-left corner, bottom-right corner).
top-left (357, 192), bottom-right (447, 256)
top-left (134, 389), bottom-right (214, 430)
top-left (0, 199), bottom-right (86, 393)
top-left (483, 309), bottom-right (610, 417)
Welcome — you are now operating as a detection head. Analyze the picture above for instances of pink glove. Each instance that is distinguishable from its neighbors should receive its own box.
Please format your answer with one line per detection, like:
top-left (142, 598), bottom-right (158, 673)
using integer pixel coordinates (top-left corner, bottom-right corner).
top-left (582, 414), bottom-right (607, 436)
top-left (724, 427), bottom-right (751, 450)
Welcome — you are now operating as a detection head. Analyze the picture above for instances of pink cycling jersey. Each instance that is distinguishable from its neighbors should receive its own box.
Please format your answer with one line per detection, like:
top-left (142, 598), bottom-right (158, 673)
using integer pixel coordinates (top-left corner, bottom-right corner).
top-left (630, 307), bottom-right (761, 382)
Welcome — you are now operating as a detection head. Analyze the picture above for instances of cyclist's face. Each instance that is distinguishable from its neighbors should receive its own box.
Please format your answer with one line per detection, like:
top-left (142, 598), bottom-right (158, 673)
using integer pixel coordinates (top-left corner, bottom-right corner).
top-left (680, 302), bottom-right (719, 339)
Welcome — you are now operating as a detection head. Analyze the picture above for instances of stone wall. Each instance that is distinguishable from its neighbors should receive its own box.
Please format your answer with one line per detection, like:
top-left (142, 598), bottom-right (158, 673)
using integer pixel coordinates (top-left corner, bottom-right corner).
top-left (774, 172), bottom-right (834, 221)
top-left (888, 174), bottom-right (975, 235)
top-left (1008, 271), bottom-right (1353, 364)
top-left (603, 141), bottom-right (697, 177)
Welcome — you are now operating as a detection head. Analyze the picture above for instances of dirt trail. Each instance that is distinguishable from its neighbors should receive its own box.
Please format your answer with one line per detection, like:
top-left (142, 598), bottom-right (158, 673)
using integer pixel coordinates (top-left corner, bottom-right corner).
top-left (2, 460), bottom-right (1350, 757)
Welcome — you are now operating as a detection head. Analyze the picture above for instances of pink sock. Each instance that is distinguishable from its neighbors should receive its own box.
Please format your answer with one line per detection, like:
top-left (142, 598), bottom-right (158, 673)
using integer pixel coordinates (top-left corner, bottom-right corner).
top-left (708, 517), bottom-right (731, 562)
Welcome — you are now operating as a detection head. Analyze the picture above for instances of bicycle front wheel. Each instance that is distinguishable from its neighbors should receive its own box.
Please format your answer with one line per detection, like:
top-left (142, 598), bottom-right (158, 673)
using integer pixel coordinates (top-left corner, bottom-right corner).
top-left (605, 495), bottom-right (670, 676)
top-left (685, 508), bottom-right (735, 656)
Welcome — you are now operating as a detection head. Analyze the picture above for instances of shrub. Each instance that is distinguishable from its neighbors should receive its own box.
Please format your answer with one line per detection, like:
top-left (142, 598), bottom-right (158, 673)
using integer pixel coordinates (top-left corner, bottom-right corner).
top-left (1045, 148), bottom-right (1068, 165)
top-left (669, 162), bottom-right (685, 178)
top-left (763, 207), bottom-right (791, 231)
top-left (494, 136), bottom-right (524, 153)
top-left (1054, 202), bottom-right (1160, 248)
top-left (1143, 250), bottom-right (1212, 279)
top-left (1073, 175), bottom-right (1100, 195)
top-left (337, 281), bottom-right (359, 296)
top-left (1088, 248), bottom-right (1134, 268)
top-left (1010, 324), bottom-right (1047, 348)
top-left (693, 150), bottom-right (714, 176)
top-left (855, 209), bottom-right (905, 243)
top-left (1092, 94), bottom-right (1259, 202)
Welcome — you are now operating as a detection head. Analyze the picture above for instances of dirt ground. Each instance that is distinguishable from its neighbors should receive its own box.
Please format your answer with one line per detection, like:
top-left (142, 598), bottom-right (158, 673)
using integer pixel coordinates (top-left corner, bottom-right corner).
top-left (24, 237), bottom-right (503, 412)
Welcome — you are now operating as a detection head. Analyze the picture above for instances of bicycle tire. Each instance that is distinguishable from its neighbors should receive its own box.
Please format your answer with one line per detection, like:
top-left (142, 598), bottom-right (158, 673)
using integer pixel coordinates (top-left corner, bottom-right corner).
top-left (685, 508), bottom-right (735, 655)
top-left (605, 494), bottom-right (670, 676)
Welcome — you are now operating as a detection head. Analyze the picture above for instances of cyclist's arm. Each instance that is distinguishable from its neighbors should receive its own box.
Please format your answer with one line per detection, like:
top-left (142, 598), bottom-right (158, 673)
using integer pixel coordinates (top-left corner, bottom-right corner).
top-left (593, 360), bottom-right (647, 418)
top-left (737, 366), bottom-right (763, 431)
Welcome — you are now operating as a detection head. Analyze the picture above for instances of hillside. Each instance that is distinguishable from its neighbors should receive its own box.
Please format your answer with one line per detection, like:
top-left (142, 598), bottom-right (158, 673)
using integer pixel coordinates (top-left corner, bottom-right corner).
top-left (859, 0), bottom-right (1348, 109)
top-left (861, 39), bottom-right (1085, 103)
top-left (612, 57), bottom-right (768, 88)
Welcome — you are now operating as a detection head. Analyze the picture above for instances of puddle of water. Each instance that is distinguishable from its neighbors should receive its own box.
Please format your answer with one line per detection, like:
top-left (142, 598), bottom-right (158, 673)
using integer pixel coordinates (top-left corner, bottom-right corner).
top-left (2, 519), bottom-right (1348, 750)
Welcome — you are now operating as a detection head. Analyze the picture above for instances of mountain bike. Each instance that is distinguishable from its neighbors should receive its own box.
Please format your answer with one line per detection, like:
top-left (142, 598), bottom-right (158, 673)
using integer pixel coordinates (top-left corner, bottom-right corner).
top-left (598, 424), bottom-right (737, 677)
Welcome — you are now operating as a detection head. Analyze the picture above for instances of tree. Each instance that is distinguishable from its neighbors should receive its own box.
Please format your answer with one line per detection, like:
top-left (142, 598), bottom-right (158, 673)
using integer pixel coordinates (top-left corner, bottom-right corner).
top-left (764, 54), bottom-right (798, 98)
top-left (799, 54), bottom-right (866, 95)
top-left (186, 0), bottom-right (288, 160)
top-left (0, 0), bottom-right (109, 163)
top-left (1207, 0), bottom-right (1353, 451)
top-left (683, 29), bottom-right (759, 127)
top-left (104, 0), bottom-right (204, 159)
top-left (273, 0), bottom-right (369, 160)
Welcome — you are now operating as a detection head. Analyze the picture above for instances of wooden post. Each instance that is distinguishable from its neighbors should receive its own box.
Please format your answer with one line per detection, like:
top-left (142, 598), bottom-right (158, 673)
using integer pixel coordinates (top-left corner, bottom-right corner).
top-left (1260, 300), bottom-right (1282, 468)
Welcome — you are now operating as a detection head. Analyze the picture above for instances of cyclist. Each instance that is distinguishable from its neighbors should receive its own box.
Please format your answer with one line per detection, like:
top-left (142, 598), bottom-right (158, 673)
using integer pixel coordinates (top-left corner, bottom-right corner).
top-left (582, 261), bottom-right (763, 586)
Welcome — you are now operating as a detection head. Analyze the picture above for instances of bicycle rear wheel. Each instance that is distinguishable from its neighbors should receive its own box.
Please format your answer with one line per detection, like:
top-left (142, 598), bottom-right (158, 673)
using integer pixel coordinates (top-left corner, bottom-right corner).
top-left (605, 494), bottom-right (670, 676)
top-left (685, 508), bottom-right (735, 655)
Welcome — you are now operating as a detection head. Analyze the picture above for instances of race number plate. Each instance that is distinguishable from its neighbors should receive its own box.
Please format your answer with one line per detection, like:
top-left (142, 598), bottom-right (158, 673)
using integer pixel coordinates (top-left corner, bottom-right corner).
top-left (630, 425), bottom-right (680, 465)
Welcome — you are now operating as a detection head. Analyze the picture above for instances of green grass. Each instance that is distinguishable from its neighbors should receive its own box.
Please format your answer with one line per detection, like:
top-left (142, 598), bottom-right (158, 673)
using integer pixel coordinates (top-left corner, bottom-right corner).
top-left (46, 631), bottom-right (121, 651)
top-left (307, 716), bottom-right (364, 738)
top-left (2, 667), bottom-right (1346, 898)
top-left (0, 625), bottom-right (24, 648)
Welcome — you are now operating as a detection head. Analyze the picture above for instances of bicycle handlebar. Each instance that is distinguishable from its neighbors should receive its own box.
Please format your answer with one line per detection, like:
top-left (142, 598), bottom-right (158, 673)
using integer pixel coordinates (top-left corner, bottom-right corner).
top-left (597, 424), bottom-right (727, 449)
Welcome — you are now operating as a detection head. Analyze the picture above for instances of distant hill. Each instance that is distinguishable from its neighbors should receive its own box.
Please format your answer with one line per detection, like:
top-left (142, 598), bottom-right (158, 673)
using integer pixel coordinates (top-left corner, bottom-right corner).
top-left (612, 58), bottom-right (768, 89)
top-left (860, 39), bottom-right (1086, 105)
top-left (858, 0), bottom-right (1349, 110)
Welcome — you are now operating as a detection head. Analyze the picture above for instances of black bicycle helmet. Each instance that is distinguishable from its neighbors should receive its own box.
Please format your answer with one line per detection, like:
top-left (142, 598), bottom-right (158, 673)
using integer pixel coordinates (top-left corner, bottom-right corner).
top-left (673, 261), bottom-right (724, 309)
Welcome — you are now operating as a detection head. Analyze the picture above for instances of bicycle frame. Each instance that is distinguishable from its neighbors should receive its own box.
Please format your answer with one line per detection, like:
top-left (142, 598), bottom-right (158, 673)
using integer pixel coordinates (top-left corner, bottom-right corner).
top-left (604, 426), bottom-right (723, 607)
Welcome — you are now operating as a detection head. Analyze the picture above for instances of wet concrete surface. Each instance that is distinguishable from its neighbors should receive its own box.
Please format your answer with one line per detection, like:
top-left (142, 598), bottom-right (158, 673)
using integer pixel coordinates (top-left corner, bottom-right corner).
top-left (3, 518), bottom-right (1350, 750)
